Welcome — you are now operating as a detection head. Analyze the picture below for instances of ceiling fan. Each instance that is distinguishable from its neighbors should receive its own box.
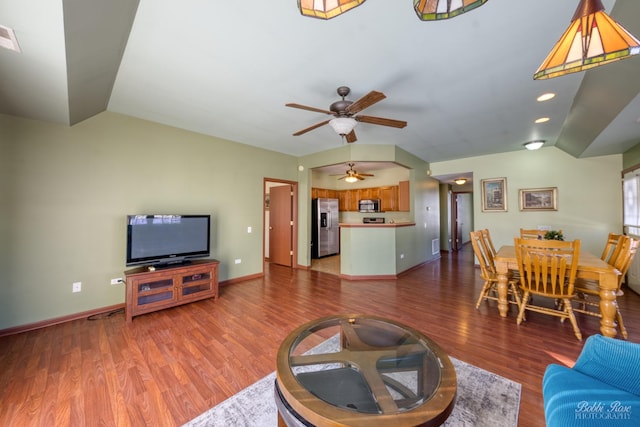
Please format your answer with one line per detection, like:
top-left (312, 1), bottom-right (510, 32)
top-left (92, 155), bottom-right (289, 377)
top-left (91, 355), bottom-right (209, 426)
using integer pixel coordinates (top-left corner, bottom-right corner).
top-left (334, 163), bottom-right (374, 182)
top-left (286, 86), bottom-right (407, 143)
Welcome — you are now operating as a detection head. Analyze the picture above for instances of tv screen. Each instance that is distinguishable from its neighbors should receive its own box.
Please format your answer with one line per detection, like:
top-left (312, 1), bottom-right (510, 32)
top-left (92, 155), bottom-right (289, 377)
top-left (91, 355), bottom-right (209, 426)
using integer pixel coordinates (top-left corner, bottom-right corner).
top-left (126, 214), bottom-right (210, 267)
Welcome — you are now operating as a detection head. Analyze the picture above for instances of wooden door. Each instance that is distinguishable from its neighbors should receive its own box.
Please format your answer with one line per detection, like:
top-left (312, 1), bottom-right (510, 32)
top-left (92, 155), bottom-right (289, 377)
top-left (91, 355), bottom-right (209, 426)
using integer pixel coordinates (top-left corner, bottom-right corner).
top-left (269, 185), bottom-right (293, 267)
top-left (451, 193), bottom-right (463, 251)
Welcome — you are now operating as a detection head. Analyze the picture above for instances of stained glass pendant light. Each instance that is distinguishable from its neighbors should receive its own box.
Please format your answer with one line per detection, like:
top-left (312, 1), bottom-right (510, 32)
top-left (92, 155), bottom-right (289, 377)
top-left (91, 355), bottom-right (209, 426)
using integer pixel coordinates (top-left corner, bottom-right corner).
top-left (298, 0), bottom-right (366, 19)
top-left (534, 0), bottom-right (640, 80)
top-left (414, 0), bottom-right (488, 21)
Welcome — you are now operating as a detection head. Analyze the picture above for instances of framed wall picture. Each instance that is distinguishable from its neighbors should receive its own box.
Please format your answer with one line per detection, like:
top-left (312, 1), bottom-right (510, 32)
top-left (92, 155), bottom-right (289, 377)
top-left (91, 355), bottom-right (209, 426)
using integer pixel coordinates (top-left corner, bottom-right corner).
top-left (519, 187), bottom-right (558, 211)
top-left (481, 177), bottom-right (507, 212)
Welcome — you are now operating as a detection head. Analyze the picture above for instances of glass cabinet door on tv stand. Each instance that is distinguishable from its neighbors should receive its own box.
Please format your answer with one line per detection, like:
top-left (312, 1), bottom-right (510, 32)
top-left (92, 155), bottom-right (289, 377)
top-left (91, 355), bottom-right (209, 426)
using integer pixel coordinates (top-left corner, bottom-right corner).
top-left (124, 259), bottom-right (219, 322)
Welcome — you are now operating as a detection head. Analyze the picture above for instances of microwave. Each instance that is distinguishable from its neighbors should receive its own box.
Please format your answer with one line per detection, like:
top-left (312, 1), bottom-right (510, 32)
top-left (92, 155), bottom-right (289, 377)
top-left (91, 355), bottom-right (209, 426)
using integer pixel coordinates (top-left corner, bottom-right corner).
top-left (359, 199), bottom-right (381, 213)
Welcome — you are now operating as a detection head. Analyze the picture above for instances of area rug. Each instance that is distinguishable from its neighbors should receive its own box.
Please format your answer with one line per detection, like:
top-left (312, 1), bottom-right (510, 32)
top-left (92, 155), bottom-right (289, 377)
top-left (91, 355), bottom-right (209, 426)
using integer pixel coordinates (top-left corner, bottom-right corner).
top-left (184, 336), bottom-right (521, 427)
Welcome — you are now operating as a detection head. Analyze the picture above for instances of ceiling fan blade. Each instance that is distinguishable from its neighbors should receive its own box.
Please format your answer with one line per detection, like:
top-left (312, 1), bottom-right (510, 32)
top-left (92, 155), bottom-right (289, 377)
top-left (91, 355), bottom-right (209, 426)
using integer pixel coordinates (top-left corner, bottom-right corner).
top-left (345, 130), bottom-right (357, 143)
top-left (346, 91), bottom-right (386, 114)
top-left (337, 176), bottom-right (347, 180)
top-left (285, 103), bottom-right (335, 115)
top-left (356, 175), bottom-right (365, 180)
top-left (292, 119), bottom-right (331, 136)
top-left (356, 115), bottom-right (407, 128)
top-left (357, 173), bottom-right (375, 177)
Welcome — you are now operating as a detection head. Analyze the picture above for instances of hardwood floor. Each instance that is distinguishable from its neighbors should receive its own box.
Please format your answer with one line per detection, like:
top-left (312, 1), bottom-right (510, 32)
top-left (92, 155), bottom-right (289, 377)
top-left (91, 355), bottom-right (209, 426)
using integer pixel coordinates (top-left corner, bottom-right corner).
top-left (2, 245), bottom-right (640, 426)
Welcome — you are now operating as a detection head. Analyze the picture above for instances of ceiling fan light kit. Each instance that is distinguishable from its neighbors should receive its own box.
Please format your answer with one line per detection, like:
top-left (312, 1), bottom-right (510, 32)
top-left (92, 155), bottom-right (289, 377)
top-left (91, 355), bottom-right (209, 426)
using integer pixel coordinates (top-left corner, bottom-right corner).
top-left (413, 0), bottom-right (489, 21)
top-left (336, 163), bottom-right (374, 182)
top-left (534, 0), bottom-right (640, 80)
top-left (329, 117), bottom-right (357, 135)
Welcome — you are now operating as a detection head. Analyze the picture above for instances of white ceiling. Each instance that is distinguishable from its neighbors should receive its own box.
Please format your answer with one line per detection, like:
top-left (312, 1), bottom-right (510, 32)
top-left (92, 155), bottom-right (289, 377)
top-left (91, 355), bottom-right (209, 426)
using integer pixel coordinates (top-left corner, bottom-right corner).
top-left (1, 0), bottom-right (640, 173)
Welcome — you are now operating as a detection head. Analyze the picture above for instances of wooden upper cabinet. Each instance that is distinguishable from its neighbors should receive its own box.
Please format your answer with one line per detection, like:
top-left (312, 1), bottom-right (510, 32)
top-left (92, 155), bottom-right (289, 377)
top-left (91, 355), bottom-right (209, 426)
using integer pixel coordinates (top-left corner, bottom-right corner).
top-left (337, 190), bottom-right (349, 211)
top-left (369, 187), bottom-right (381, 200)
top-left (380, 186), bottom-right (398, 212)
top-left (337, 189), bottom-right (358, 211)
top-left (358, 188), bottom-right (372, 200)
top-left (346, 189), bottom-right (359, 211)
top-left (315, 184), bottom-right (406, 212)
top-left (398, 180), bottom-right (410, 212)
top-left (312, 188), bottom-right (337, 199)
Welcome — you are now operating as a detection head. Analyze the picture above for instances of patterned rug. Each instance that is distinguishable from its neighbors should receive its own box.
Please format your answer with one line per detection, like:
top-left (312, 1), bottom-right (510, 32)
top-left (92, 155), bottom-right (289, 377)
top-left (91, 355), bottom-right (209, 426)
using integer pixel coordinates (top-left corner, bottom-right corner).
top-left (185, 337), bottom-right (521, 427)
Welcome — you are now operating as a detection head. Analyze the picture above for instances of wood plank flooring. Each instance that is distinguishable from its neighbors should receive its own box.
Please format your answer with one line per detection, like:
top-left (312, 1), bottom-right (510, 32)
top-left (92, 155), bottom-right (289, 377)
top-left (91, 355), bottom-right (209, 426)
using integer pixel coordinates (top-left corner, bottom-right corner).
top-left (2, 245), bottom-right (640, 426)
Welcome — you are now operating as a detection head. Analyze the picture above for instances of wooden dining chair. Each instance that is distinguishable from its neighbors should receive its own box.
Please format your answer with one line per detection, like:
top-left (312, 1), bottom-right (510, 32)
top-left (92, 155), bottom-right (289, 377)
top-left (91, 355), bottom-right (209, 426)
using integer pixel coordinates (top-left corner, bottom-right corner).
top-left (574, 235), bottom-right (640, 339)
top-left (480, 229), bottom-right (498, 257)
top-left (514, 237), bottom-right (582, 340)
top-left (600, 232), bottom-right (625, 265)
top-left (519, 228), bottom-right (563, 240)
top-left (470, 230), bottom-right (521, 310)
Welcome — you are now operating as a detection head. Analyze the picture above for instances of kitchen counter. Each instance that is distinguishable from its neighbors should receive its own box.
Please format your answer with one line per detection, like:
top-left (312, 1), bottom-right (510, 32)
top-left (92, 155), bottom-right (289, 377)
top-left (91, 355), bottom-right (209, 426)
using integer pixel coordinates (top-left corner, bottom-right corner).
top-left (339, 222), bottom-right (415, 228)
top-left (338, 222), bottom-right (418, 279)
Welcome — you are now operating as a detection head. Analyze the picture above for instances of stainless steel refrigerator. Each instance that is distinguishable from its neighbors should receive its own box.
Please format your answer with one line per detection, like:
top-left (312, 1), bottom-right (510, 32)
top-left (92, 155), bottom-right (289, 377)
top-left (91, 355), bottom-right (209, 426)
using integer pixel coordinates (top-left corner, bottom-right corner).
top-left (312, 198), bottom-right (340, 259)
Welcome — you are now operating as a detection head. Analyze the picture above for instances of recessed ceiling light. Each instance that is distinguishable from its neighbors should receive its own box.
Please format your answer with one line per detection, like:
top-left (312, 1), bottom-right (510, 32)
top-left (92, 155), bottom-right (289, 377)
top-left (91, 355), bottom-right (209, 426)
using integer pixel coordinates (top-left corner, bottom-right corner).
top-left (537, 93), bottom-right (555, 102)
top-left (535, 117), bottom-right (550, 124)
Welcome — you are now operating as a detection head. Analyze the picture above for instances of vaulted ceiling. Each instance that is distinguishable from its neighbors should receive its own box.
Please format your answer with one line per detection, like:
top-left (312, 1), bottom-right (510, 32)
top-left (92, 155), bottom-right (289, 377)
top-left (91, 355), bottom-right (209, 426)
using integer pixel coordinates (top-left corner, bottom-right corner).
top-left (1, 0), bottom-right (639, 164)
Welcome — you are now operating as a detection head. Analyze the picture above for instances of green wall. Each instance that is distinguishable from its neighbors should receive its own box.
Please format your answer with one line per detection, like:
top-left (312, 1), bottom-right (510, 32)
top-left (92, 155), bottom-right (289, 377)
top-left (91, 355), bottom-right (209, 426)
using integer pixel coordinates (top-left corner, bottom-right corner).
top-left (623, 142), bottom-right (640, 170)
top-left (0, 112), bottom-right (298, 329)
top-left (0, 113), bottom-right (442, 330)
top-left (431, 146), bottom-right (623, 254)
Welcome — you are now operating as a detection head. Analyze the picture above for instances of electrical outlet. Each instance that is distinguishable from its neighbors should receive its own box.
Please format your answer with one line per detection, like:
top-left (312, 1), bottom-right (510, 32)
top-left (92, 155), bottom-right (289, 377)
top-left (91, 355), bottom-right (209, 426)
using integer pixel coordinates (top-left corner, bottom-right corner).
top-left (400, 253), bottom-right (405, 259)
top-left (72, 282), bottom-right (82, 292)
top-left (235, 258), bottom-right (242, 264)
top-left (247, 226), bottom-right (252, 233)
top-left (110, 278), bottom-right (123, 285)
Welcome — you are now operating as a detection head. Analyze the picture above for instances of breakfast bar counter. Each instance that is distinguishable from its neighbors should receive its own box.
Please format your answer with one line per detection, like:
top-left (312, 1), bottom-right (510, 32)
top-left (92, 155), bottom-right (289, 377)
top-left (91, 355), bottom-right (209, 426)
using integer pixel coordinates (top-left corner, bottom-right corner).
top-left (338, 222), bottom-right (417, 279)
top-left (339, 222), bottom-right (416, 228)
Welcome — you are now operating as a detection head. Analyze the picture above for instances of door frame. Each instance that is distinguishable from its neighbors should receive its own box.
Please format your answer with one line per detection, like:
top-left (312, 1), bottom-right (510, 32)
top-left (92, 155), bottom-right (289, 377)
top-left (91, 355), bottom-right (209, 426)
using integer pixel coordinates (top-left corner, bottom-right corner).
top-left (264, 178), bottom-right (298, 270)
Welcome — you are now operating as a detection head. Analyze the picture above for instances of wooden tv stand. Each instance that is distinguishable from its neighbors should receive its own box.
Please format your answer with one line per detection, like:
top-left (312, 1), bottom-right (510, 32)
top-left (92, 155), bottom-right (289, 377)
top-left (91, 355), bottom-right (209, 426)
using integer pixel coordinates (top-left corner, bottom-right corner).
top-left (124, 259), bottom-right (219, 323)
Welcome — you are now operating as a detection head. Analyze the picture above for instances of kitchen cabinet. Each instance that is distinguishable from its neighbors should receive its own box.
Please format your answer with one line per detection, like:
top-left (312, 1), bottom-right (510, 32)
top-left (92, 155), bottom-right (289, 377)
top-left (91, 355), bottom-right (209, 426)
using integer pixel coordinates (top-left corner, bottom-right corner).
top-left (398, 180), bottom-right (410, 211)
top-left (314, 185), bottom-right (403, 211)
top-left (337, 190), bottom-right (349, 211)
top-left (379, 186), bottom-right (398, 212)
top-left (358, 188), bottom-right (373, 200)
top-left (346, 189), bottom-right (359, 211)
top-left (312, 188), bottom-right (337, 199)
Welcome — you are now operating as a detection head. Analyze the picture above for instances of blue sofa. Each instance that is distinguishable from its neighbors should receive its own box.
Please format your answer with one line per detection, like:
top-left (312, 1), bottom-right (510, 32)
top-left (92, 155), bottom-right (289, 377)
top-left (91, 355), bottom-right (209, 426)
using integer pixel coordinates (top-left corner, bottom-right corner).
top-left (543, 334), bottom-right (640, 426)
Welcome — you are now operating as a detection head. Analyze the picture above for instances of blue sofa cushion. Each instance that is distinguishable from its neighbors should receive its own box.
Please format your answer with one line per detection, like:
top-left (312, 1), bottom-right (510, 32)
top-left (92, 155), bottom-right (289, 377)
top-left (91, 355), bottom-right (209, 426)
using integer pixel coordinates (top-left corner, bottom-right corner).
top-left (543, 364), bottom-right (640, 426)
top-left (573, 335), bottom-right (640, 397)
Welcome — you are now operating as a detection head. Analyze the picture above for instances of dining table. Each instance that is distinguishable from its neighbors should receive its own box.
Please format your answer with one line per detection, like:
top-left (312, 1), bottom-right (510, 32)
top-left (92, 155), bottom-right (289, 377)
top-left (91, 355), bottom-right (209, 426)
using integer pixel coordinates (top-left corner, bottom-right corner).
top-left (494, 245), bottom-right (621, 338)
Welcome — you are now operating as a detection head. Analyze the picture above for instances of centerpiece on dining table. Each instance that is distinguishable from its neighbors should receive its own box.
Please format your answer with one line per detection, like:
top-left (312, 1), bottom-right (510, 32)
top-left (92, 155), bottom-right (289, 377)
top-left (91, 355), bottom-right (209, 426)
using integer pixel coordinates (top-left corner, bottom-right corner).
top-left (544, 230), bottom-right (564, 241)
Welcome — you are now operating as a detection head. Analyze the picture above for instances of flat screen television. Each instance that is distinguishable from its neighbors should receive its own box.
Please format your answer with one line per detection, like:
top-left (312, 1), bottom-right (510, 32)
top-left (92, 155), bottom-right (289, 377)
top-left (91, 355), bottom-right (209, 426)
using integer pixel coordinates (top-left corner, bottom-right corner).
top-left (126, 214), bottom-right (211, 267)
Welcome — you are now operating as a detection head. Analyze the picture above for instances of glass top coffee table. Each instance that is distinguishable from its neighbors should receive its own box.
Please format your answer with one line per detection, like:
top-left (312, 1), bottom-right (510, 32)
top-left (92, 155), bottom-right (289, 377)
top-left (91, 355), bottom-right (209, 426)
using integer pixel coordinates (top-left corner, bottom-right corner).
top-left (275, 314), bottom-right (457, 427)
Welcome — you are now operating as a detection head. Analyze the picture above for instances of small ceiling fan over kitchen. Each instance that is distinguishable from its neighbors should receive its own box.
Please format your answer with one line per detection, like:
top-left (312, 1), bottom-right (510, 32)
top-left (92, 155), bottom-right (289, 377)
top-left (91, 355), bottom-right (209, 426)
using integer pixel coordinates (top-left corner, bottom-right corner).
top-left (334, 163), bottom-right (374, 182)
top-left (286, 86), bottom-right (407, 143)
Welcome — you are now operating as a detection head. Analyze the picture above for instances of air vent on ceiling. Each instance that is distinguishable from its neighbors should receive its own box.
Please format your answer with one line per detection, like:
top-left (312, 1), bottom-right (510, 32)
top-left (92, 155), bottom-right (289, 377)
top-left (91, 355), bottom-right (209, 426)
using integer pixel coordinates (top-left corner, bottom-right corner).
top-left (0, 24), bottom-right (21, 53)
